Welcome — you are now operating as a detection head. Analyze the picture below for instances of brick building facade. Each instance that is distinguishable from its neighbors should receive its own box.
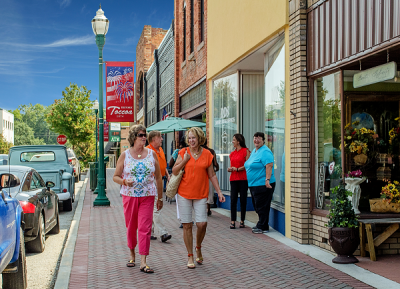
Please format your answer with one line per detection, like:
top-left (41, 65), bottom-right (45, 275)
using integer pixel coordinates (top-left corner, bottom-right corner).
top-left (174, 0), bottom-right (208, 136)
top-left (135, 25), bottom-right (167, 125)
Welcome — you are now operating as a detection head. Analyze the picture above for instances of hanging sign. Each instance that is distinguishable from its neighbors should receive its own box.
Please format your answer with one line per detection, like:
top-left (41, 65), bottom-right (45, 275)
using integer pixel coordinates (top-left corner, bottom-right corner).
top-left (109, 123), bottom-right (121, 142)
top-left (353, 61), bottom-right (397, 88)
top-left (105, 61), bottom-right (135, 122)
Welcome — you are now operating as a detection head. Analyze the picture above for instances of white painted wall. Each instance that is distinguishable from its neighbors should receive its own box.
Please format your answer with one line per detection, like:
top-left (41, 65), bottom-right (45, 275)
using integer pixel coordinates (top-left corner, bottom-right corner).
top-left (0, 109), bottom-right (14, 144)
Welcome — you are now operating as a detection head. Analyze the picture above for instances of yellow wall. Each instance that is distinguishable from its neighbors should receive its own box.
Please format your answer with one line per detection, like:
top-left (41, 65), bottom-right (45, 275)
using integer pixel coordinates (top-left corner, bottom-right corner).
top-left (284, 27), bottom-right (291, 238)
top-left (207, 0), bottom-right (288, 79)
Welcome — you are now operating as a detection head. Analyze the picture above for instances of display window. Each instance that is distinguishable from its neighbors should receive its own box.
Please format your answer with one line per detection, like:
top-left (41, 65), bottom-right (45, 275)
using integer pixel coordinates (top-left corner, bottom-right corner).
top-left (314, 65), bottom-right (400, 214)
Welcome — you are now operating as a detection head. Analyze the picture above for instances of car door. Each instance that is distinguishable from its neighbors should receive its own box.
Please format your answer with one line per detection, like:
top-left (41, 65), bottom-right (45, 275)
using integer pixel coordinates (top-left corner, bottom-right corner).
top-left (30, 171), bottom-right (53, 232)
top-left (35, 171), bottom-right (55, 227)
top-left (0, 189), bottom-right (16, 271)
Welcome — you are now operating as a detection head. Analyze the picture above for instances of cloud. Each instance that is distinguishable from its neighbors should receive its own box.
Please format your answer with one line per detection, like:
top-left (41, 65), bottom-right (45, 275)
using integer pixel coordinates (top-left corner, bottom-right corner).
top-left (38, 35), bottom-right (93, 48)
top-left (59, 0), bottom-right (71, 8)
top-left (0, 35), bottom-right (94, 49)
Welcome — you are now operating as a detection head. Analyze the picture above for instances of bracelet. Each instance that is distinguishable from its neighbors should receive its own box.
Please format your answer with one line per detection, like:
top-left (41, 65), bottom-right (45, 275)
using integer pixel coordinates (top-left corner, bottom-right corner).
top-left (123, 179), bottom-right (127, 186)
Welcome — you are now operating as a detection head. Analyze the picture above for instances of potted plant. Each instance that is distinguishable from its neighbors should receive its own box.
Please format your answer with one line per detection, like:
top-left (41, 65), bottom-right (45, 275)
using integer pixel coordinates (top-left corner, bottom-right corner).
top-left (327, 185), bottom-right (359, 264)
top-left (344, 170), bottom-right (366, 215)
top-left (343, 121), bottom-right (376, 165)
top-left (370, 180), bottom-right (400, 213)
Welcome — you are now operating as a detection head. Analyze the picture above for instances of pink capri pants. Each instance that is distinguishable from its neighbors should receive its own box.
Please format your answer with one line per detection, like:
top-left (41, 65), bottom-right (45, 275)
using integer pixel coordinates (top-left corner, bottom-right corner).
top-left (122, 195), bottom-right (154, 255)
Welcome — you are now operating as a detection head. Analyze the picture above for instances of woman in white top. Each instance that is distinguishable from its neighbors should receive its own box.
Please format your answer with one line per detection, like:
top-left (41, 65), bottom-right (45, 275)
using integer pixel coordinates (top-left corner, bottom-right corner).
top-left (113, 124), bottom-right (163, 273)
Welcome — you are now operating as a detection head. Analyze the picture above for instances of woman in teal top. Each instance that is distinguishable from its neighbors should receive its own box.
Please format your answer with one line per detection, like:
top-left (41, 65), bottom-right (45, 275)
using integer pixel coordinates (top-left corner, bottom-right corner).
top-left (244, 132), bottom-right (275, 234)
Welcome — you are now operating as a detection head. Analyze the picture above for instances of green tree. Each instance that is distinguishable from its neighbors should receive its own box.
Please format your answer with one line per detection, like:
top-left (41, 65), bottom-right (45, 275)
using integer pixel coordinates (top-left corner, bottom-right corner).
top-left (14, 122), bottom-right (45, 146)
top-left (10, 104), bottom-right (57, 145)
top-left (46, 83), bottom-right (95, 156)
top-left (0, 133), bottom-right (13, 154)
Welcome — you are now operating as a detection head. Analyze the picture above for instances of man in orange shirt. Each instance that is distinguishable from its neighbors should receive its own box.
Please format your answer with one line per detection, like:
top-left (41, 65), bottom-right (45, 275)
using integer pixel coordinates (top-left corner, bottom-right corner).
top-left (147, 131), bottom-right (172, 243)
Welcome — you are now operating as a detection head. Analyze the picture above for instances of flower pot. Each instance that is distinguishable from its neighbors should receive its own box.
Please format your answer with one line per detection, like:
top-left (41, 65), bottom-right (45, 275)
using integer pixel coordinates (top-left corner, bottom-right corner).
top-left (353, 154), bottom-right (367, 165)
top-left (369, 198), bottom-right (400, 213)
top-left (328, 227), bottom-right (359, 264)
top-left (345, 177), bottom-right (365, 215)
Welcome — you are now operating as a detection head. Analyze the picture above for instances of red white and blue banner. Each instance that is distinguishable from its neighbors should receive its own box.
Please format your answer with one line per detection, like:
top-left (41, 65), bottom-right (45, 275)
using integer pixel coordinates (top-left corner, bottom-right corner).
top-left (105, 61), bottom-right (135, 122)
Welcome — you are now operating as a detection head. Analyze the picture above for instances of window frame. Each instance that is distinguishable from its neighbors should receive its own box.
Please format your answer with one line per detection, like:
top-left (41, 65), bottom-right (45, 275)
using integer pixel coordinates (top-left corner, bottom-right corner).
top-left (183, 1), bottom-right (187, 62)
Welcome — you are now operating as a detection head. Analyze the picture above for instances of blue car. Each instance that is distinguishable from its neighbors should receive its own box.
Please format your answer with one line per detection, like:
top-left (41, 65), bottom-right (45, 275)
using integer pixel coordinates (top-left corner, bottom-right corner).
top-left (0, 173), bottom-right (27, 289)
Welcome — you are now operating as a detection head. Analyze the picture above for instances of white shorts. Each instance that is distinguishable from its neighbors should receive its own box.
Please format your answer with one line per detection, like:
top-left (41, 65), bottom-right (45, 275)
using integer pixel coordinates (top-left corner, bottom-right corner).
top-left (176, 194), bottom-right (207, 223)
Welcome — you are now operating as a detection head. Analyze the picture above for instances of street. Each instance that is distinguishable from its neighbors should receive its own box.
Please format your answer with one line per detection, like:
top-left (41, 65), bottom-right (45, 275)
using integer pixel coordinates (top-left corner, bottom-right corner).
top-left (1, 177), bottom-right (88, 289)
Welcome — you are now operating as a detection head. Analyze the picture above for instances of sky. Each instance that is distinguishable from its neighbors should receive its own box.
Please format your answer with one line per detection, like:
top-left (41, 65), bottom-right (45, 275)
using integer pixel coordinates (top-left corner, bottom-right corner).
top-left (0, 0), bottom-right (173, 111)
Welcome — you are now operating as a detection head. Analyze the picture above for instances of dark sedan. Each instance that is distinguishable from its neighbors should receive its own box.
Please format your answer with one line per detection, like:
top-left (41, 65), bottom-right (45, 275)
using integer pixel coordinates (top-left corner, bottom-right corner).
top-left (0, 166), bottom-right (60, 253)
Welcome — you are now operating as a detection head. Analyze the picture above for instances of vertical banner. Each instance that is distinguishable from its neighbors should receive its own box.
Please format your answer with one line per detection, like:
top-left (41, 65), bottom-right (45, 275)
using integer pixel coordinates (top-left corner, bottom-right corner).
top-left (98, 120), bottom-right (109, 141)
top-left (105, 61), bottom-right (135, 122)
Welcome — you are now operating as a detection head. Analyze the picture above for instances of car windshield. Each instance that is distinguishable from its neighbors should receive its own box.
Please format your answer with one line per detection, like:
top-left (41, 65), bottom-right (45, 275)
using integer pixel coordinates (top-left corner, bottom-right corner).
top-left (20, 152), bottom-right (55, 162)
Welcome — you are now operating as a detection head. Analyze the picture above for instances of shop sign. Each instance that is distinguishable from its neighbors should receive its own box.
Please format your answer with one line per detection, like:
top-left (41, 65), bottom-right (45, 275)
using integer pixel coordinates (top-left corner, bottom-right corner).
top-left (122, 145), bottom-right (129, 149)
top-left (98, 120), bottom-right (109, 142)
top-left (109, 122), bottom-right (121, 142)
top-left (353, 61), bottom-right (397, 88)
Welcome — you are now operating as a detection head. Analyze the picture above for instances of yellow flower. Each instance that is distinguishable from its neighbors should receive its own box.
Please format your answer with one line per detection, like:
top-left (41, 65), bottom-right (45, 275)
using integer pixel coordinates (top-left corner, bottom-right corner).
top-left (347, 136), bottom-right (352, 140)
top-left (394, 180), bottom-right (399, 185)
top-left (395, 117), bottom-right (400, 121)
top-left (360, 128), bottom-right (368, 134)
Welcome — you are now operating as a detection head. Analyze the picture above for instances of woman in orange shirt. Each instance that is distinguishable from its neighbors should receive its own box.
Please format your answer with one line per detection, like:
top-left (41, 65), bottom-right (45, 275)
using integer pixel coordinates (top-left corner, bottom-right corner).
top-left (172, 127), bottom-right (225, 269)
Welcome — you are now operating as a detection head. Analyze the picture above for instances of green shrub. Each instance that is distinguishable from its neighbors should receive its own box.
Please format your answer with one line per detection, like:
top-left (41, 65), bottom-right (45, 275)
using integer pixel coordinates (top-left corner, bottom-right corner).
top-left (327, 185), bottom-right (358, 228)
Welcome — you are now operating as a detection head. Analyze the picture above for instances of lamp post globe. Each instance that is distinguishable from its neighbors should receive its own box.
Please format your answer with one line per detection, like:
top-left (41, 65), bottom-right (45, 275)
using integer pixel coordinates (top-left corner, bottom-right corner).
top-left (92, 99), bottom-right (99, 194)
top-left (92, 6), bottom-right (110, 206)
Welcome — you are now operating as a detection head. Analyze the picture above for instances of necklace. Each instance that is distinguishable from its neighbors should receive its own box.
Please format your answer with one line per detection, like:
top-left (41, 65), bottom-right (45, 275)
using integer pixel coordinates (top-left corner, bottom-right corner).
top-left (191, 148), bottom-right (201, 157)
top-left (133, 147), bottom-right (144, 158)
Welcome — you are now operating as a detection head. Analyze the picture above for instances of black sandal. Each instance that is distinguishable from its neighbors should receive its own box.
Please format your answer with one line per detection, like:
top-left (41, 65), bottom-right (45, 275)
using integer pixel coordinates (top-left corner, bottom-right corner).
top-left (239, 222), bottom-right (245, 228)
top-left (230, 223), bottom-right (235, 229)
top-left (126, 260), bottom-right (135, 267)
top-left (140, 265), bottom-right (154, 273)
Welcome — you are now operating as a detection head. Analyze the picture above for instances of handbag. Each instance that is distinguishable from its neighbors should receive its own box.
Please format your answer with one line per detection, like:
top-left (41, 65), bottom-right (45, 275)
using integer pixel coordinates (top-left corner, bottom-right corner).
top-left (165, 148), bottom-right (187, 199)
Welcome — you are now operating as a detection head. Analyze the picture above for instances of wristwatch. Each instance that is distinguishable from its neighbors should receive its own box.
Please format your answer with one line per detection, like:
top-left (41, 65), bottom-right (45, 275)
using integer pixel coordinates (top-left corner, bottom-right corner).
top-left (266, 179), bottom-right (270, 181)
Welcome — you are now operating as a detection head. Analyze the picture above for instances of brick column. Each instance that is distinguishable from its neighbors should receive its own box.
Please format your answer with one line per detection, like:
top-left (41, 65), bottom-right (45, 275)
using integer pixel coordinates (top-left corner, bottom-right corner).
top-left (289, 0), bottom-right (310, 244)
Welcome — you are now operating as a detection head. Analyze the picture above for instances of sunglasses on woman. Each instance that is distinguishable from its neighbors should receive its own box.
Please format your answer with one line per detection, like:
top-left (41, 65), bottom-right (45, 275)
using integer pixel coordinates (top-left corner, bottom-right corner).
top-left (137, 133), bottom-right (147, 138)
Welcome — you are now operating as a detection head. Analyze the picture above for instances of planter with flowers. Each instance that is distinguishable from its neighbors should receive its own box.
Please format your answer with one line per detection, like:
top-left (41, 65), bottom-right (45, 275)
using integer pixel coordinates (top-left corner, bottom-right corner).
top-left (327, 185), bottom-right (359, 264)
top-left (369, 180), bottom-right (400, 213)
top-left (343, 121), bottom-right (376, 165)
top-left (389, 117), bottom-right (400, 157)
top-left (344, 170), bottom-right (366, 215)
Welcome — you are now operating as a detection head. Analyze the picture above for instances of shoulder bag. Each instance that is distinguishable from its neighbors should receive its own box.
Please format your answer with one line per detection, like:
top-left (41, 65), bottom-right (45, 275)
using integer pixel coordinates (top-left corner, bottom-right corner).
top-left (165, 148), bottom-right (187, 199)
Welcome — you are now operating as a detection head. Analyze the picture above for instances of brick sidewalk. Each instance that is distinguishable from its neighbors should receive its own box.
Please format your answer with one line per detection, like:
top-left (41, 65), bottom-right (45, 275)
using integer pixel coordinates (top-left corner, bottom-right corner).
top-left (69, 169), bottom-right (372, 288)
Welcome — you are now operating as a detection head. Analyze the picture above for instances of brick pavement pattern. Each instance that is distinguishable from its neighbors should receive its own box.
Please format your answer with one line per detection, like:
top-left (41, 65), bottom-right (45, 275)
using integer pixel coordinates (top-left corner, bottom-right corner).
top-left (69, 169), bottom-right (372, 289)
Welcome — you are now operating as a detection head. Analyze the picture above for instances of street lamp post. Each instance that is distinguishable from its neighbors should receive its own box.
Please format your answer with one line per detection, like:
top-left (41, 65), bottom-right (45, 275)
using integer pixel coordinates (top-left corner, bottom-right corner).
top-left (92, 5), bottom-right (110, 206)
top-left (92, 99), bottom-right (99, 194)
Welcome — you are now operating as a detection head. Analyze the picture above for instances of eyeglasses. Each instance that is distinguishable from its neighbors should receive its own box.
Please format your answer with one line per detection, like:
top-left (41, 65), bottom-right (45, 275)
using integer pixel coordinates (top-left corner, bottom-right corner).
top-left (137, 133), bottom-right (147, 138)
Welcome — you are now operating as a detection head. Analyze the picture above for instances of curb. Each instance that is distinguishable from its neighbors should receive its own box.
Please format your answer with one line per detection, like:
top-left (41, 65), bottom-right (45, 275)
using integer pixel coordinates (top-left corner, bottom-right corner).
top-left (213, 208), bottom-right (399, 289)
top-left (53, 177), bottom-right (89, 289)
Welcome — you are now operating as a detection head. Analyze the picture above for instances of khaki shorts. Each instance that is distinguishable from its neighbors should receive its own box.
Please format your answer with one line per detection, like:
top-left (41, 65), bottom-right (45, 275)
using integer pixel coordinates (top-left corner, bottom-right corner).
top-left (176, 194), bottom-right (207, 223)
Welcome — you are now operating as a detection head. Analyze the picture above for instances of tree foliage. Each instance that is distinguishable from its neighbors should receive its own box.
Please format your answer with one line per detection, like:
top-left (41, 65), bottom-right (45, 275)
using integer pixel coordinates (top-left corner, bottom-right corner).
top-left (10, 104), bottom-right (56, 145)
top-left (0, 133), bottom-right (13, 154)
top-left (14, 121), bottom-right (45, 146)
top-left (46, 83), bottom-right (95, 150)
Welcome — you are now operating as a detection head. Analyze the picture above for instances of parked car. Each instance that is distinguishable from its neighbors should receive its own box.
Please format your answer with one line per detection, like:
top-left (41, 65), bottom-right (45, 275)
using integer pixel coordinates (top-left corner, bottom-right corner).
top-left (67, 148), bottom-right (81, 183)
top-left (0, 154), bottom-right (8, 165)
top-left (9, 145), bottom-right (75, 211)
top-left (0, 173), bottom-right (27, 289)
top-left (0, 166), bottom-right (60, 253)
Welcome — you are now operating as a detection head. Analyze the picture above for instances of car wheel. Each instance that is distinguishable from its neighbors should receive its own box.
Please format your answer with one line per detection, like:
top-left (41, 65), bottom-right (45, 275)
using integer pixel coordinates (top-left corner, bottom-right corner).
top-left (49, 207), bottom-right (60, 234)
top-left (2, 227), bottom-right (27, 289)
top-left (63, 198), bottom-right (73, 211)
top-left (26, 212), bottom-right (45, 253)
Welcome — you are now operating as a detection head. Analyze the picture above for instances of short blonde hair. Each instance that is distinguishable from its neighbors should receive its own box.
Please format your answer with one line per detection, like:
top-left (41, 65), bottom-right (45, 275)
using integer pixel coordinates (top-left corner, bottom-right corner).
top-left (185, 127), bottom-right (206, 146)
top-left (128, 124), bottom-right (147, 147)
top-left (148, 131), bottom-right (161, 144)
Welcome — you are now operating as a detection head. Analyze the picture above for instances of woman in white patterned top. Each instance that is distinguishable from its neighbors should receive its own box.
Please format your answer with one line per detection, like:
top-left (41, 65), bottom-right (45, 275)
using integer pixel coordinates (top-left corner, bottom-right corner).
top-left (113, 124), bottom-right (163, 273)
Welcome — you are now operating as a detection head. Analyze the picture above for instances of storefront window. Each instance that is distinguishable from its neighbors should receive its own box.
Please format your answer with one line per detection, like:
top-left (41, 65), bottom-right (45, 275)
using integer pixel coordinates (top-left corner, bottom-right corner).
top-left (213, 73), bottom-right (238, 191)
top-left (314, 72), bottom-right (342, 209)
top-left (265, 40), bottom-right (286, 206)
